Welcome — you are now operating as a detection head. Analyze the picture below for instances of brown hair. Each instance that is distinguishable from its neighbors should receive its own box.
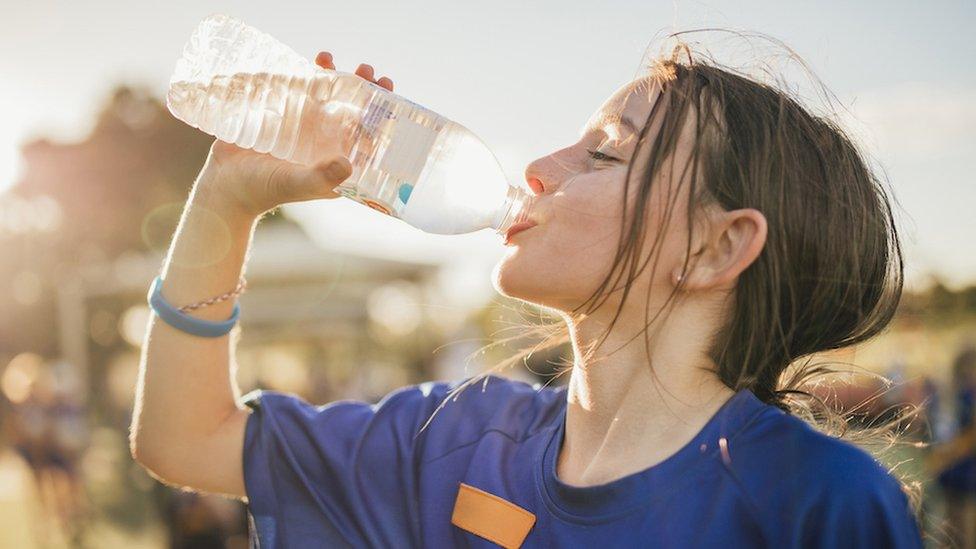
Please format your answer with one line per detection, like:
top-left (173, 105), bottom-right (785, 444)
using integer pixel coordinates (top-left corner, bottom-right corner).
top-left (425, 33), bottom-right (922, 517)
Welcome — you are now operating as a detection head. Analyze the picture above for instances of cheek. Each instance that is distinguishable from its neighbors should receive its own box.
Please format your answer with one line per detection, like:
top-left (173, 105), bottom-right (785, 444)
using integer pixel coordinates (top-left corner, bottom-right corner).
top-left (553, 183), bottom-right (623, 258)
top-left (493, 176), bottom-right (626, 304)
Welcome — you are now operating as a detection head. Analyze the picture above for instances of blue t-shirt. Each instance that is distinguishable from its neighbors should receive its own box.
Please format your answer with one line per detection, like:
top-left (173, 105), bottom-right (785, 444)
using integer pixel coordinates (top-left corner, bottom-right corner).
top-left (241, 375), bottom-right (922, 548)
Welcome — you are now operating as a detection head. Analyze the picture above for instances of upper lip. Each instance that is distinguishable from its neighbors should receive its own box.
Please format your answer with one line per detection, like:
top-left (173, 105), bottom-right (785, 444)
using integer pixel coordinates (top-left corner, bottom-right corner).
top-left (505, 220), bottom-right (538, 241)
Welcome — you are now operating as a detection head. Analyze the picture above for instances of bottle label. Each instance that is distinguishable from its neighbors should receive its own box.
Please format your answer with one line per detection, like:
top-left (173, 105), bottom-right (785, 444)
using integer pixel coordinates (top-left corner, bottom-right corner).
top-left (360, 96), bottom-right (395, 139)
top-left (347, 90), bottom-right (443, 220)
top-left (378, 115), bottom-right (439, 179)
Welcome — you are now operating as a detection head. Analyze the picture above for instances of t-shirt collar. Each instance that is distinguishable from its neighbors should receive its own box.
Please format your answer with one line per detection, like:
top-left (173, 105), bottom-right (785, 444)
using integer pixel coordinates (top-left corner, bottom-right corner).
top-left (535, 387), bottom-right (767, 523)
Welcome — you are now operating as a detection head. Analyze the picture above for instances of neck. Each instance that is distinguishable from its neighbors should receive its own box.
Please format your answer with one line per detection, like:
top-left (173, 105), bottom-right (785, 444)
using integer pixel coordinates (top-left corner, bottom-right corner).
top-left (557, 300), bottom-right (735, 487)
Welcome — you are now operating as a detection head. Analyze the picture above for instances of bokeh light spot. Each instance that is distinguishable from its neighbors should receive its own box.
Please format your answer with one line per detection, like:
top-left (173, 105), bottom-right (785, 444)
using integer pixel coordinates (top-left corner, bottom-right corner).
top-left (140, 202), bottom-right (184, 250)
top-left (1, 352), bottom-right (44, 404)
top-left (119, 305), bottom-right (150, 347)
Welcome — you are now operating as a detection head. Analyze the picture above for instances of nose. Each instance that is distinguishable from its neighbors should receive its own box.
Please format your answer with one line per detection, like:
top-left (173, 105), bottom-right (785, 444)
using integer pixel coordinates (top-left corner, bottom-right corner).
top-left (526, 176), bottom-right (545, 195)
top-left (524, 156), bottom-right (553, 196)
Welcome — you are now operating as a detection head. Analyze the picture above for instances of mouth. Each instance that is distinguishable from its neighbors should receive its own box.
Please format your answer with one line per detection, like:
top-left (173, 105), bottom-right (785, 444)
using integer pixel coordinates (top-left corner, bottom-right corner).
top-left (504, 221), bottom-right (538, 245)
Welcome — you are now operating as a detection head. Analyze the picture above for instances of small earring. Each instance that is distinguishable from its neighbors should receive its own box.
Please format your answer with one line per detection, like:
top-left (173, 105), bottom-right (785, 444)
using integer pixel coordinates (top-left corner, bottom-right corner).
top-left (675, 273), bottom-right (684, 284)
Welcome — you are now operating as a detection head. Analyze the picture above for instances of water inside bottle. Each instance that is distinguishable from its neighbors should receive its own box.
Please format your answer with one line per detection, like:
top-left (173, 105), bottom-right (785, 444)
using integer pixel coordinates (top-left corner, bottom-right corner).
top-left (400, 126), bottom-right (513, 234)
top-left (168, 71), bottom-right (515, 235)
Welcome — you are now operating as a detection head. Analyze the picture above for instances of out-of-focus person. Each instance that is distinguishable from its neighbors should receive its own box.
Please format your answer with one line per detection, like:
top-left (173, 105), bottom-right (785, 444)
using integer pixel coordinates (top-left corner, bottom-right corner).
top-left (928, 345), bottom-right (976, 547)
top-left (2, 356), bottom-right (90, 546)
top-left (155, 485), bottom-right (248, 549)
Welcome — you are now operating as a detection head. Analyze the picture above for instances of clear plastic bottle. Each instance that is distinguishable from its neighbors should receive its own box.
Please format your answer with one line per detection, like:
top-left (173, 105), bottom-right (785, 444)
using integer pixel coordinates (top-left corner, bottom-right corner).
top-left (167, 13), bottom-right (534, 236)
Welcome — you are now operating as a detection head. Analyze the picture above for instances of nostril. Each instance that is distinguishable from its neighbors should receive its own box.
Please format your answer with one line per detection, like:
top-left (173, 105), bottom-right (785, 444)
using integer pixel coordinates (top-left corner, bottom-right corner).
top-left (527, 177), bottom-right (545, 195)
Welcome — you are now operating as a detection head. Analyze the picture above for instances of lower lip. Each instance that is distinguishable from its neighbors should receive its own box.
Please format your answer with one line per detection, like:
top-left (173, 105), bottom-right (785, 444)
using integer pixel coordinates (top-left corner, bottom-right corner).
top-left (505, 221), bottom-right (535, 246)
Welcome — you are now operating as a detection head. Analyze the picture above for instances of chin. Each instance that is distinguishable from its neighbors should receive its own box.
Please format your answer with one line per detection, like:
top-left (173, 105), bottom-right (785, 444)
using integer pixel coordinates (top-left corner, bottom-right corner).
top-left (491, 253), bottom-right (537, 301)
top-left (491, 256), bottom-right (566, 311)
top-left (491, 256), bottom-right (516, 296)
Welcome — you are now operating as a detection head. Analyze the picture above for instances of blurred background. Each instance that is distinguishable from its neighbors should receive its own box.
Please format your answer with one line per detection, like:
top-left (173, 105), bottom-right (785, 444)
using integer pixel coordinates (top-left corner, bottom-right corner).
top-left (1, 0), bottom-right (974, 547)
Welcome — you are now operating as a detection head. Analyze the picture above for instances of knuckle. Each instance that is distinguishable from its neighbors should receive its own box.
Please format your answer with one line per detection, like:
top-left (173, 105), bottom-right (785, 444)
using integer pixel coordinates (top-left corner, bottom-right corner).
top-left (322, 158), bottom-right (351, 182)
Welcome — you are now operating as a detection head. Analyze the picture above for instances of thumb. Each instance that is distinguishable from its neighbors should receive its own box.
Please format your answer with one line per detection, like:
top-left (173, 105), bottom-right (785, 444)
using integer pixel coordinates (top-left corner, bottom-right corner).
top-left (289, 157), bottom-right (354, 201)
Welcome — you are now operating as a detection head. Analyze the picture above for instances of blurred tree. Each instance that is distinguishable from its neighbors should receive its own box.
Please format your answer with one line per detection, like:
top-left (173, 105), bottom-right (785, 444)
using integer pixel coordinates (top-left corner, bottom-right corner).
top-left (0, 85), bottom-right (285, 538)
top-left (0, 85), bottom-right (287, 355)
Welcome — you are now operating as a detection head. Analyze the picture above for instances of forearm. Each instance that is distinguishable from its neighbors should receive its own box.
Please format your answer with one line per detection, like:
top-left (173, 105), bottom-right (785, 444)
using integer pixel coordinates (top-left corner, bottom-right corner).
top-left (131, 171), bottom-right (258, 484)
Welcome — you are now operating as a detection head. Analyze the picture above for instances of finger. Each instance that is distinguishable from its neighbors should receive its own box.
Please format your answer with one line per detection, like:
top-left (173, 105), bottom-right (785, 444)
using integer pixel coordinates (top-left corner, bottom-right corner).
top-left (210, 139), bottom-right (252, 161)
top-left (355, 63), bottom-right (375, 81)
top-left (376, 76), bottom-right (394, 92)
top-left (315, 51), bottom-right (335, 70)
top-left (301, 157), bottom-right (354, 199)
top-left (211, 139), bottom-right (242, 155)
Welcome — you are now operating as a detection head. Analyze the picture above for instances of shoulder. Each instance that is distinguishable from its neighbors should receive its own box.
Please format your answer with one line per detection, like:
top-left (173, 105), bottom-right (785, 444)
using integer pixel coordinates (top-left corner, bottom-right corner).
top-left (245, 373), bottom-right (562, 426)
top-left (415, 374), bottom-right (566, 453)
top-left (723, 406), bottom-right (920, 546)
top-left (739, 407), bottom-right (900, 490)
top-left (241, 374), bottom-right (566, 464)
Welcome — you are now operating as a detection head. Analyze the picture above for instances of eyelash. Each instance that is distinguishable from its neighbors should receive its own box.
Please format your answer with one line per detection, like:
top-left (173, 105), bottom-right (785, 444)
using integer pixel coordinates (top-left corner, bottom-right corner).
top-left (586, 149), bottom-right (622, 163)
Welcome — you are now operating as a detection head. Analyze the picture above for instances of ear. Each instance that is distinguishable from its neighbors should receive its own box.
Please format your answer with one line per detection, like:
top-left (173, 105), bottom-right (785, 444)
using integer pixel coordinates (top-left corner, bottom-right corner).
top-left (671, 208), bottom-right (767, 290)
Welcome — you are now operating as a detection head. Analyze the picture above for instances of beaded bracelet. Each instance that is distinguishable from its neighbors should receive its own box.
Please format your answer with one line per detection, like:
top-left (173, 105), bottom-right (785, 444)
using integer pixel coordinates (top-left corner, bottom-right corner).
top-left (178, 277), bottom-right (248, 313)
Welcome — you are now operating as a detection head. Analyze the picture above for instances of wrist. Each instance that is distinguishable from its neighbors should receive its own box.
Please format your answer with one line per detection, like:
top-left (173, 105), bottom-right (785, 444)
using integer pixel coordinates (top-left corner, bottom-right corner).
top-left (164, 177), bottom-right (257, 281)
top-left (191, 173), bottom-right (261, 228)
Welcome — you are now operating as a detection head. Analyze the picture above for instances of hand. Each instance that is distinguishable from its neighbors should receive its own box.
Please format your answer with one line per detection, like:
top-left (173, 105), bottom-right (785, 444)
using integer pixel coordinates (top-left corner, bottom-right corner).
top-left (194, 52), bottom-right (396, 220)
top-left (315, 51), bottom-right (395, 92)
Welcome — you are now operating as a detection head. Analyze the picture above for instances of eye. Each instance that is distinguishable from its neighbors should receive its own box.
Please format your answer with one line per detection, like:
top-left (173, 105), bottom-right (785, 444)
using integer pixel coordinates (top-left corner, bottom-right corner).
top-left (586, 149), bottom-right (623, 163)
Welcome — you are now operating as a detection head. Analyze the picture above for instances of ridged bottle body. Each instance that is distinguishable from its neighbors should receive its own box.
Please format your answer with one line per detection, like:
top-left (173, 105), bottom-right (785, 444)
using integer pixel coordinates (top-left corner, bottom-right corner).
top-left (167, 14), bottom-right (533, 235)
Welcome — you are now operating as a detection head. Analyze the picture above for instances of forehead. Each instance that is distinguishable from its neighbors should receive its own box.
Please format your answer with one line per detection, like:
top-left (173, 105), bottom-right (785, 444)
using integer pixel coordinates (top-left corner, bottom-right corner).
top-left (581, 76), bottom-right (661, 138)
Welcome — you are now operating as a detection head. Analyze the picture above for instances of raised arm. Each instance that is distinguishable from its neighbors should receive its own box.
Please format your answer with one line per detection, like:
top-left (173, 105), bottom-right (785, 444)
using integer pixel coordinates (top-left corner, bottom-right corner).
top-left (130, 54), bottom-right (393, 498)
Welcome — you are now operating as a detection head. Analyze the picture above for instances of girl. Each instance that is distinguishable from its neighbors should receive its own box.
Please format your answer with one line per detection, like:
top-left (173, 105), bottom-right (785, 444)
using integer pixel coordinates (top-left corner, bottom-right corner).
top-left (131, 44), bottom-right (923, 547)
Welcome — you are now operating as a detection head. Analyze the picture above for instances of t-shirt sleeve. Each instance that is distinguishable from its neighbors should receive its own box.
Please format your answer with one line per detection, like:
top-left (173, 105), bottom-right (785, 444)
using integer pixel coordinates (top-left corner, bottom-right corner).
top-left (241, 381), bottom-right (455, 548)
top-left (801, 470), bottom-right (923, 549)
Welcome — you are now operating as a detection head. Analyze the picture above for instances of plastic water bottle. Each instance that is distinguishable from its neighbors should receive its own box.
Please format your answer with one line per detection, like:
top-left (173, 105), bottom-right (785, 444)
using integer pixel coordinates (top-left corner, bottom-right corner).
top-left (167, 14), bottom-right (535, 236)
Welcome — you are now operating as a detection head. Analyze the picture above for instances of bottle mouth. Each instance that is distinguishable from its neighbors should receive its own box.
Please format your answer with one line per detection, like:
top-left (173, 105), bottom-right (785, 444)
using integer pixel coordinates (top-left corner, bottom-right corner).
top-left (494, 186), bottom-right (536, 236)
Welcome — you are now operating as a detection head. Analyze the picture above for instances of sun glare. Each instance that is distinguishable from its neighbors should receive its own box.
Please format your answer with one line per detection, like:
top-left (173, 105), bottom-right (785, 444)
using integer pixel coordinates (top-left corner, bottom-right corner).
top-left (0, 96), bottom-right (26, 192)
top-left (0, 143), bottom-right (23, 192)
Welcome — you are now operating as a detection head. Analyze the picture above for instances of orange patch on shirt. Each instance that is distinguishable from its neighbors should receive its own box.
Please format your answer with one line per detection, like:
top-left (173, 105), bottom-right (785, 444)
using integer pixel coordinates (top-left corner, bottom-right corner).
top-left (451, 482), bottom-right (536, 548)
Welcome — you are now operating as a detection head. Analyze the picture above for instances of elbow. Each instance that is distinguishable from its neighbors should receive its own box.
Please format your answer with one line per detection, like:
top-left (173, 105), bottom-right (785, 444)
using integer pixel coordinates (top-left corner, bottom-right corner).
top-left (129, 430), bottom-right (153, 469)
top-left (128, 400), bottom-right (191, 484)
top-left (129, 423), bottom-right (186, 486)
top-left (128, 408), bottom-right (248, 493)
top-left (129, 425), bottom-right (167, 479)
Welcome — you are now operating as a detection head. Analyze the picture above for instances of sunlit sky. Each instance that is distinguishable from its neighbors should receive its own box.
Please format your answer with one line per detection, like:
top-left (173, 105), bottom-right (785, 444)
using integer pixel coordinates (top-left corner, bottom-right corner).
top-left (2, 0), bottom-right (975, 295)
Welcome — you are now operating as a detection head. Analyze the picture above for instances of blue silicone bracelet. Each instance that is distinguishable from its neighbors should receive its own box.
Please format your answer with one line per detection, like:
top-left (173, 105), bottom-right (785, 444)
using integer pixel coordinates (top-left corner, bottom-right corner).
top-left (147, 276), bottom-right (240, 338)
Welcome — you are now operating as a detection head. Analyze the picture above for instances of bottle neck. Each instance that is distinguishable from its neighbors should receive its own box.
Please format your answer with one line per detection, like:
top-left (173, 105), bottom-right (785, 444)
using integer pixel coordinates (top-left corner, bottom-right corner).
top-left (493, 185), bottom-right (535, 236)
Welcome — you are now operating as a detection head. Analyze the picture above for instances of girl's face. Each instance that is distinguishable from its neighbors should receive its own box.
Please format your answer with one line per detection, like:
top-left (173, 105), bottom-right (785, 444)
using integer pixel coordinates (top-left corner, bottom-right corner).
top-left (493, 78), bottom-right (700, 315)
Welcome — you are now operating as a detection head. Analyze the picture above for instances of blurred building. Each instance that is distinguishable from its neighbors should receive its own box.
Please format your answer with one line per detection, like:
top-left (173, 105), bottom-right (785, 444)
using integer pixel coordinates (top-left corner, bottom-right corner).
top-left (72, 218), bottom-right (444, 413)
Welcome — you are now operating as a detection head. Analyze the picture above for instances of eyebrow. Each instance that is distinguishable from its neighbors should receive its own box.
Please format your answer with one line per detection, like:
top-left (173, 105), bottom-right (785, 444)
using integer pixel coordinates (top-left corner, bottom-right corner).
top-left (581, 114), bottom-right (642, 141)
top-left (618, 115), bottom-right (640, 136)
